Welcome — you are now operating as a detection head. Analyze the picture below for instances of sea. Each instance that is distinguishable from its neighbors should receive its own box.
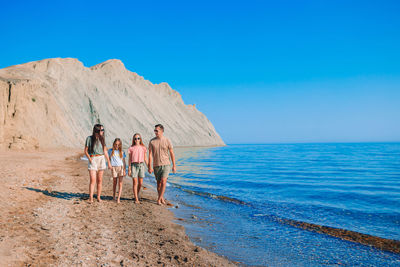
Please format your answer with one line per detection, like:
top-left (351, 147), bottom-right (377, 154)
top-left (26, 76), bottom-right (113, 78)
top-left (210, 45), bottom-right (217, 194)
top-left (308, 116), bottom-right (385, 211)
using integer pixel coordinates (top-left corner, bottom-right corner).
top-left (142, 143), bottom-right (400, 266)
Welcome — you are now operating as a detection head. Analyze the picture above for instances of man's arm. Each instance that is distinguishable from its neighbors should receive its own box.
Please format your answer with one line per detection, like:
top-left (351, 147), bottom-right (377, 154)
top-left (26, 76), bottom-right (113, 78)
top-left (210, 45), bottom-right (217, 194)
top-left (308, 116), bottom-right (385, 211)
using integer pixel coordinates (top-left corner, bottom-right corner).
top-left (148, 144), bottom-right (153, 173)
top-left (169, 147), bottom-right (176, 173)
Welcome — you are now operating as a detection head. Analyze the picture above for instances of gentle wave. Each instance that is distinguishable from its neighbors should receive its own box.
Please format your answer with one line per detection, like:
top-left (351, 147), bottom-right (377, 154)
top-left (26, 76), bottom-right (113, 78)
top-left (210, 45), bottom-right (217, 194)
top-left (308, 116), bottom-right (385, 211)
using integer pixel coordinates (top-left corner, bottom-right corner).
top-left (170, 180), bottom-right (400, 254)
top-left (170, 143), bottom-right (400, 265)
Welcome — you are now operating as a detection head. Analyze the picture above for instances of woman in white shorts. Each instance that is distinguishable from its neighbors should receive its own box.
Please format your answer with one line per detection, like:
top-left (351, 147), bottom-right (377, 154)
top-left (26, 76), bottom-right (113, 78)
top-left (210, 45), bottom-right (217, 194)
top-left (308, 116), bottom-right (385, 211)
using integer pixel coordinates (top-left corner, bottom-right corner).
top-left (84, 124), bottom-right (112, 203)
top-left (128, 133), bottom-right (148, 204)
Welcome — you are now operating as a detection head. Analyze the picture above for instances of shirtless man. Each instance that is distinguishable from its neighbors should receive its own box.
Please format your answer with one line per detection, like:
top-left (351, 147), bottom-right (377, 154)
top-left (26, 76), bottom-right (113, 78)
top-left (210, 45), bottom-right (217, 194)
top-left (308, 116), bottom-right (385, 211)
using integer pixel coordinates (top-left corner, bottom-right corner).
top-left (148, 124), bottom-right (177, 205)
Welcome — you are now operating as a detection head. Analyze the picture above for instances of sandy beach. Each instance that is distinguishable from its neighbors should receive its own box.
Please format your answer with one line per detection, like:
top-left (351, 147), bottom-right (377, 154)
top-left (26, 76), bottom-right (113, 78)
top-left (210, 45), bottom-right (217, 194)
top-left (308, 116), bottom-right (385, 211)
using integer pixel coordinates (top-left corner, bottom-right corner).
top-left (0, 149), bottom-right (235, 266)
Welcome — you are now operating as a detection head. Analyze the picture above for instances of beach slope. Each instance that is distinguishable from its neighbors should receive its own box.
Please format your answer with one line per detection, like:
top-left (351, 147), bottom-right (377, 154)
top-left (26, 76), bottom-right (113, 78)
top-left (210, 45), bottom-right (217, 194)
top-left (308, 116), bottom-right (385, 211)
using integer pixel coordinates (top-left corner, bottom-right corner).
top-left (0, 150), bottom-right (234, 266)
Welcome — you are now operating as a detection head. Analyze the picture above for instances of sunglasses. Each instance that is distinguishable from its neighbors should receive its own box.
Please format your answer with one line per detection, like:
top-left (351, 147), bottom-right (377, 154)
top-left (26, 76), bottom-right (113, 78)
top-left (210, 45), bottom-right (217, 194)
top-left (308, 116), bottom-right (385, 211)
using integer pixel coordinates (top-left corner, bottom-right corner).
top-left (135, 137), bottom-right (141, 140)
top-left (154, 130), bottom-right (158, 133)
top-left (100, 129), bottom-right (105, 132)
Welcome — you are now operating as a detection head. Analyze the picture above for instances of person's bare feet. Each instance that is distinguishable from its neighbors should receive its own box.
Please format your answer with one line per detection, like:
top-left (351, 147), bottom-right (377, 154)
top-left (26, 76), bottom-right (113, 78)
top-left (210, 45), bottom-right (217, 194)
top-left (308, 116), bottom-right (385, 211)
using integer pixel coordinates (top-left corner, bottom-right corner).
top-left (117, 198), bottom-right (121, 203)
top-left (97, 198), bottom-right (102, 202)
top-left (157, 200), bottom-right (162, 205)
top-left (161, 198), bottom-right (166, 205)
top-left (88, 199), bottom-right (94, 204)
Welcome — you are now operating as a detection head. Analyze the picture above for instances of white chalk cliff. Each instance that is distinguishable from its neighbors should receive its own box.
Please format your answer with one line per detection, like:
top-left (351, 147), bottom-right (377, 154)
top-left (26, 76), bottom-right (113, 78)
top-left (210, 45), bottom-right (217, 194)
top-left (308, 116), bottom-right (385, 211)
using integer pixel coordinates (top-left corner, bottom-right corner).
top-left (0, 58), bottom-right (225, 149)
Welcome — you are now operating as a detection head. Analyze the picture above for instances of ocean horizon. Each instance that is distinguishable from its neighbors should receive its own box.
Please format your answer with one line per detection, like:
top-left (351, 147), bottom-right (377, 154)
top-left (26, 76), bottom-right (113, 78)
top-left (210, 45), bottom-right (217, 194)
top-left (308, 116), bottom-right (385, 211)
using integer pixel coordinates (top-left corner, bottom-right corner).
top-left (225, 141), bottom-right (400, 145)
top-left (142, 142), bottom-right (400, 266)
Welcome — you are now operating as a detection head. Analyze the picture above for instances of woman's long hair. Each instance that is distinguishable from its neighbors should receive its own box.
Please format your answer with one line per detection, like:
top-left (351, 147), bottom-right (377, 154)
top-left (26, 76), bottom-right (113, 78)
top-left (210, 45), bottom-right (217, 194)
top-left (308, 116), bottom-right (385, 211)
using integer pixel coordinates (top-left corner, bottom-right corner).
top-left (111, 138), bottom-right (123, 158)
top-left (88, 124), bottom-right (106, 154)
top-left (131, 133), bottom-right (145, 147)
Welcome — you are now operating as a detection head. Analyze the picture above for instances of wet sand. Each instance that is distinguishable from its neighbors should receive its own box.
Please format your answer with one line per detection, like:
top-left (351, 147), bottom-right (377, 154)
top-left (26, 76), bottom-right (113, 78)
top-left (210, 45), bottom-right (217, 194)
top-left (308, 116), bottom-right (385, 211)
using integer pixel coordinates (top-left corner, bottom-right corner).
top-left (0, 149), bottom-right (235, 266)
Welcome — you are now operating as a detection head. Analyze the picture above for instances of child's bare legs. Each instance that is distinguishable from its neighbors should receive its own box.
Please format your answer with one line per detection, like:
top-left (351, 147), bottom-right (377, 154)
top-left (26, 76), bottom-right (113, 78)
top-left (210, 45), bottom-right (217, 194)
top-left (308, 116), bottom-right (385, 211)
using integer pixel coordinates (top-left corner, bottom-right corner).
top-left (133, 177), bottom-right (140, 203)
top-left (96, 170), bottom-right (104, 202)
top-left (137, 177), bottom-right (143, 201)
top-left (112, 177), bottom-right (117, 200)
top-left (88, 170), bottom-right (97, 203)
top-left (117, 176), bottom-right (123, 203)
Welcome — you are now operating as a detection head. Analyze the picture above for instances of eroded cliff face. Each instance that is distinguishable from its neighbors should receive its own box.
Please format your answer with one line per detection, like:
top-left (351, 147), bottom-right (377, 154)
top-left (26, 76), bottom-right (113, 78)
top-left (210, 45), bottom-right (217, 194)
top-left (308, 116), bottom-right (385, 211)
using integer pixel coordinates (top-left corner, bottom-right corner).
top-left (0, 58), bottom-right (224, 149)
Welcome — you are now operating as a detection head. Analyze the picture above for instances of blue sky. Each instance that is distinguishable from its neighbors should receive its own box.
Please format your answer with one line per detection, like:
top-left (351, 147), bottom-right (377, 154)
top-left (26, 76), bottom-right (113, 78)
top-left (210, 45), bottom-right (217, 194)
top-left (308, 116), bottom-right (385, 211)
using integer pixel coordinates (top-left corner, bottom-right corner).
top-left (1, 0), bottom-right (399, 143)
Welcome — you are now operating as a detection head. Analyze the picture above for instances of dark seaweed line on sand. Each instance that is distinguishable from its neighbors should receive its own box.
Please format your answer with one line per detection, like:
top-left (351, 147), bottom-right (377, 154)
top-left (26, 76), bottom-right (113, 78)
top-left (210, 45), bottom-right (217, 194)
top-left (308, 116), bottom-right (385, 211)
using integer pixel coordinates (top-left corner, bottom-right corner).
top-left (169, 182), bottom-right (248, 205)
top-left (273, 216), bottom-right (400, 255)
top-left (169, 182), bottom-right (400, 255)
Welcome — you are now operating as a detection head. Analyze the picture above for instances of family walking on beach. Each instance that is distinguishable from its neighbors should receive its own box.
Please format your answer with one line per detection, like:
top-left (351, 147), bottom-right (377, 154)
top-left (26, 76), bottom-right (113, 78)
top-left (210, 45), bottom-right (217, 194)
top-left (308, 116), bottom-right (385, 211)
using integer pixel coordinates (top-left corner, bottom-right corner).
top-left (83, 123), bottom-right (176, 205)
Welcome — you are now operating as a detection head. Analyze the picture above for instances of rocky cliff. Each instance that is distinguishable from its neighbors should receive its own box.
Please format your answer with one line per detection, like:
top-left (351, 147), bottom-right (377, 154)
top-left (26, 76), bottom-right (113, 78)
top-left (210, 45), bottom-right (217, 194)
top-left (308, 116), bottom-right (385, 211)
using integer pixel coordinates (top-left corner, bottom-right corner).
top-left (0, 58), bottom-right (224, 149)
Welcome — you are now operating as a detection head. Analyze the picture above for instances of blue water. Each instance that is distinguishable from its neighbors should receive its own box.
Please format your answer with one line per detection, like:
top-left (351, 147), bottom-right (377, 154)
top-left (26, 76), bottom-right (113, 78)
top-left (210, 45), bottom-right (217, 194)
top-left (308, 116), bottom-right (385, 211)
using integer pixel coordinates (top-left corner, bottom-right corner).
top-left (146, 143), bottom-right (400, 266)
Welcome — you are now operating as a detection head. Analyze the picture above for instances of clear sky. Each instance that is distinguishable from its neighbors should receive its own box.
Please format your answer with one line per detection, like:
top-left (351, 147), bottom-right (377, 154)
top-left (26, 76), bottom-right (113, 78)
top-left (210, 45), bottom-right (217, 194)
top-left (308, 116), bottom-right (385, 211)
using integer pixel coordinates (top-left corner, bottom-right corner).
top-left (1, 0), bottom-right (399, 143)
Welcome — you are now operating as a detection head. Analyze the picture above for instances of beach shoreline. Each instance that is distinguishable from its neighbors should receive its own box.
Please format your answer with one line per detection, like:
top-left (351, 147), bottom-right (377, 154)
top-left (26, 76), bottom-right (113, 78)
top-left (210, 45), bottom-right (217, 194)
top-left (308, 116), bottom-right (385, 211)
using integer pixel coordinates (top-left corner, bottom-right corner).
top-left (0, 149), bottom-right (235, 266)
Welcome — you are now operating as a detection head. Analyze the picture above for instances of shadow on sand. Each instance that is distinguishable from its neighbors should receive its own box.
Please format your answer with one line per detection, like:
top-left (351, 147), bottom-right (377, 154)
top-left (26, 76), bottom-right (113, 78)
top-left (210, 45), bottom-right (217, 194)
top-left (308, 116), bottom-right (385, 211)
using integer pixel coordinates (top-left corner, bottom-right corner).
top-left (25, 187), bottom-right (126, 201)
top-left (24, 187), bottom-right (158, 204)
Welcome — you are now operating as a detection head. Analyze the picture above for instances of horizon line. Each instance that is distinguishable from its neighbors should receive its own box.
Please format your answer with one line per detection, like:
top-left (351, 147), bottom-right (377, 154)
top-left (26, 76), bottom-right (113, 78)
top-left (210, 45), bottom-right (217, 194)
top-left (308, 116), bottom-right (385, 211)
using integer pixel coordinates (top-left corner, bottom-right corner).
top-left (225, 141), bottom-right (400, 145)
